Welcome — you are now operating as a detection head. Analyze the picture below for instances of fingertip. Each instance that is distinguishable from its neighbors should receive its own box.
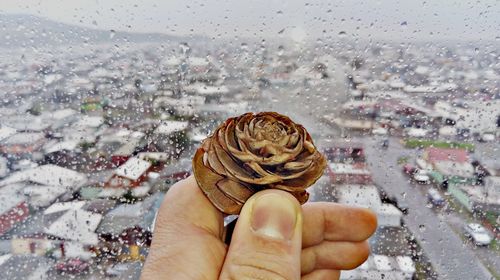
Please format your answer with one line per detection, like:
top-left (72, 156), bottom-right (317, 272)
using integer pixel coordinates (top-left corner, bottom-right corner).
top-left (360, 208), bottom-right (378, 237)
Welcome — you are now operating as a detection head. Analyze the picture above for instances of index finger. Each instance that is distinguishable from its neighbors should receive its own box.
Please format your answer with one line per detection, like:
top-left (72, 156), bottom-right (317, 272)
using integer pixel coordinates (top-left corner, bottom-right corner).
top-left (301, 202), bottom-right (377, 247)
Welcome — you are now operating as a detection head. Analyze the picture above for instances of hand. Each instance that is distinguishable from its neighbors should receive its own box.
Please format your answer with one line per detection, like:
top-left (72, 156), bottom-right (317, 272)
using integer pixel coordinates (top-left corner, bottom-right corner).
top-left (142, 176), bottom-right (377, 279)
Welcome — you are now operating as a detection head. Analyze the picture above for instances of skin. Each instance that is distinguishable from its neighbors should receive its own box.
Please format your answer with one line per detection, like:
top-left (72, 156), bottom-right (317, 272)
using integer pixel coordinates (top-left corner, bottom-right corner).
top-left (142, 176), bottom-right (377, 280)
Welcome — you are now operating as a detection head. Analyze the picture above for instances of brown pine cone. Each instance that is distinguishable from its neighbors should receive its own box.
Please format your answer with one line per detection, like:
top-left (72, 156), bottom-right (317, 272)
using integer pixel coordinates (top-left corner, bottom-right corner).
top-left (192, 112), bottom-right (327, 214)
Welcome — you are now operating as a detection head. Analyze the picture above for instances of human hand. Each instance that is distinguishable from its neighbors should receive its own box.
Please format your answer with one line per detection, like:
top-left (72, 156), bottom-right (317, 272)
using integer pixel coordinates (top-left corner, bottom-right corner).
top-left (141, 176), bottom-right (377, 279)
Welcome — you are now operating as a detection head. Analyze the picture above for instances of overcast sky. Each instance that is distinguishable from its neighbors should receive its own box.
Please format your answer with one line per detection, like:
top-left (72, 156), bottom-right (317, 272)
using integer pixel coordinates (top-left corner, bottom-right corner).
top-left (1, 0), bottom-right (498, 41)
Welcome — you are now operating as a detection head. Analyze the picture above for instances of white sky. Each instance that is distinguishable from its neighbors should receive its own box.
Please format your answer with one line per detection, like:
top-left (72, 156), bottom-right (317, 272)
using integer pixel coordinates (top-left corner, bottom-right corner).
top-left (1, 0), bottom-right (499, 41)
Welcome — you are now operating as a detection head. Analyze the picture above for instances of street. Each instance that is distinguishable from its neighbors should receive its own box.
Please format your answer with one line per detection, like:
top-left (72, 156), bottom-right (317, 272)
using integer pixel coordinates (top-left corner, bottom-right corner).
top-left (243, 58), bottom-right (498, 280)
top-left (363, 137), bottom-right (494, 280)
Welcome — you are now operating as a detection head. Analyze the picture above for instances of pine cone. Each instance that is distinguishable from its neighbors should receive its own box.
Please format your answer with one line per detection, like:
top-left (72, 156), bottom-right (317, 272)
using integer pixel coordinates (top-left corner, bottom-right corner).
top-left (192, 112), bottom-right (327, 214)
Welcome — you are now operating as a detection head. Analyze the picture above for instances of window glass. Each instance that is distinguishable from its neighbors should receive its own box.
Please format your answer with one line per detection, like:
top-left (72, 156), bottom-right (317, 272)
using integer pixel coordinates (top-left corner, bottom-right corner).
top-left (0, 1), bottom-right (498, 279)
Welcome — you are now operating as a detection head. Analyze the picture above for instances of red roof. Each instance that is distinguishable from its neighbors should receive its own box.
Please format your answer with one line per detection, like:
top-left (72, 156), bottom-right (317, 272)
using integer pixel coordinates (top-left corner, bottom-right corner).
top-left (425, 147), bottom-right (469, 163)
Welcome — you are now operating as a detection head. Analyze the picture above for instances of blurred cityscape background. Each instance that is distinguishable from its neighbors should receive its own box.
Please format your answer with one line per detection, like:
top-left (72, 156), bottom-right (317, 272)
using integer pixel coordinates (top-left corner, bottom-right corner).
top-left (0, 1), bottom-right (499, 279)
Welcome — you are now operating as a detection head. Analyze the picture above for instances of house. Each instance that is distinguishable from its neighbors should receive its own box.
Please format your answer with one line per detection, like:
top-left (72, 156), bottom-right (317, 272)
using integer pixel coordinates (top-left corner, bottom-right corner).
top-left (105, 157), bottom-right (152, 188)
top-left (0, 132), bottom-right (46, 160)
top-left (0, 125), bottom-right (17, 142)
top-left (335, 185), bottom-right (402, 227)
top-left (327, 163), bottom-right (372, 185)
top-left (0, 255), bottom-right (55, 279)
top-left (0, 164), bottom-right (88, 191)
top-left (448, 177), bottom-right (500, 213)
top-left (323, 142), bottom-right (366, 163)
top-left (96, 192), bottom-right (164, 261)
top-left (0, 164), bottom-right (88, 209)
top-left (341, 255), bottom-right (415, 280)
top-left (423, 147), bottom-right (475, 187)
top-left (158, 157), bottom-right (192, 186)
top-left (153, 120), bottom-right (189, 136)
top-left (111, 137), bottom-right (147, 166)
top-left (7, 201), bottom-right (102, 260)
top-left (0, 184), bottom-right (29, 235)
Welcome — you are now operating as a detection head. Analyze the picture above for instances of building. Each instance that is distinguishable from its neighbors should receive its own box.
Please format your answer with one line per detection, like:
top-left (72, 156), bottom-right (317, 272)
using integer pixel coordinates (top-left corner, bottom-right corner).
top-left (0, 255), bottom-right (55, 279)
top-left (7, 201), bottom-right (102, 260)
top-left (423, 147), bottom-right (475, 187)
top-left (96, 193), bottom-right (164, 261)
top-left (341, 255), bottom-right (415, 280)
top-left (105, 157), bottom-right (152, 188)
top-left (323, 142), bottom-right (366, 163)
top-left (0, 132), bottom-right (46, 160)
top-left (448, 177), bottom-right (500, 214)
top-left (335, 185), bottom-right (402, 227)
top-left (0, 165), bottom-right (87, 235)
top-left (0, 184), bottom-right (29, 235)
top-left (327, 163), bottom-right (372, 185)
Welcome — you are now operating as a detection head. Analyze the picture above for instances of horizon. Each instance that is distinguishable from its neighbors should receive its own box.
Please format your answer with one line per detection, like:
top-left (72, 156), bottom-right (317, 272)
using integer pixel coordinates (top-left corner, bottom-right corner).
top-left (1, 0), bottom-right (499, 43)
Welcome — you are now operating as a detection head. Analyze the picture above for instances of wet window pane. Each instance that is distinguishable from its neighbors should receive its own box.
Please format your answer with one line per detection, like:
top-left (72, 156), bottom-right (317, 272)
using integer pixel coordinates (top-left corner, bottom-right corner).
top-left (0, 1), bottom-right (498, 279)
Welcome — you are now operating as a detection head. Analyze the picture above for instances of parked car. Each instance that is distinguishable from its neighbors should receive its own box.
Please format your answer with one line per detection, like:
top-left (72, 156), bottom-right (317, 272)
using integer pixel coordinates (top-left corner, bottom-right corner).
top-left (478, 133), bottom-right (495, 142)
top-left (55, 258), bottom-right (90, 274)
top-left (372, 127), bottom-right (388, 135)
top-left (427, 188), bottom-right (445, 207)
top-left (381, 138), bottom-right (389, 149)
top-left (412, 169), bottom-right (431, 184)
top-left (105, 263), bottom-right (130, 277)
top-left (464, 223), bottom-right (492, 246)
top-left (403, 164), bottom-right (417, 175)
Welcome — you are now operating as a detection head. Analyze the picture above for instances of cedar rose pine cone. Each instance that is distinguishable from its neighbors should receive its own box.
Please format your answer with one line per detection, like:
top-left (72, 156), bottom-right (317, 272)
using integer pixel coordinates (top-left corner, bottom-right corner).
top-left (192, 112), bottom-right (327, 214)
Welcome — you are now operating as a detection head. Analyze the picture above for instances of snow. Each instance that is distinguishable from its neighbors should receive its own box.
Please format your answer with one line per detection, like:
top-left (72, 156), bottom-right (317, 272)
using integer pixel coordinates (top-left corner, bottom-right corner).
top-left (337, 185), bottom-right (382, 210)
top-left (196, 85), bottom-right (229, 95)
top-left (0, 183), bottom-right (26, 214)
top-left (0, 254), bottom-right (11, 266)
top-left (153, 121), bottom-right (188, 135)
top-left (44, 208), bottom-right (102, 245)
top-left (0, 164), bottom-right (87, 189)
top-left (74, 116), bottom-right (104, 128)
top-left (1, 132), bottom-right (45, 145)
top-left (97, 188), bottom-right (127, 198)
top-left (373, 255), bottom-right (392, 271)
top-left (44, 201), bottom-right (86, 215)
top-left (329, 163), bottom-right (371, 175)
top-left (0, 126), bottom-right (16, 141)
top-left (44, 140), bottom-right (79, 153)
top-left (131, 185), bottom-right (151, 197)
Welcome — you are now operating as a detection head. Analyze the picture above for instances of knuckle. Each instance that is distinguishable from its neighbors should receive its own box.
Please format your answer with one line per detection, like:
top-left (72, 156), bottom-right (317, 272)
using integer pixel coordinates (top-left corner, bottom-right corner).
top-left (223, 252), bottom-right (297, 280)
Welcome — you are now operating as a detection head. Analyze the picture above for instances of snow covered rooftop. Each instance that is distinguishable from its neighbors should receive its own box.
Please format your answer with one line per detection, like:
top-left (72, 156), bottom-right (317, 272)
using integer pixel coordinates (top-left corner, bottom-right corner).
top-left (336, 185), bottom-right (382, 210)
top-left (73, 116), bottom-right (104, 128)
top-left (153, 121), bottom-right (188, 135)
top-left (1, 132), bottom-right (45, 145)
top-left (44, 201), bottom-right (86, 215)
top-left (44, 140), bottom-right (79, 154)
top-left (44, 208), bottom-right (102, 245)
top-left (0, 126), bottom-right (16, 141)
top-left (114, 157), bottom-right (152, 180)
top-left (0, 183), bottom-right (26, 214)
top-left (329, 163), bottom-right (371, 175)
top-left (0, 164), bottom-right (87, 188)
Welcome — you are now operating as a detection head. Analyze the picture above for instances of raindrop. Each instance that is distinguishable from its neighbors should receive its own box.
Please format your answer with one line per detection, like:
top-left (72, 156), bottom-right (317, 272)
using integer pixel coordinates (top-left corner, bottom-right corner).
top-left (109, 30), bottom-right (116, 39)
top-left (338, 31), bottom-right (347, 38)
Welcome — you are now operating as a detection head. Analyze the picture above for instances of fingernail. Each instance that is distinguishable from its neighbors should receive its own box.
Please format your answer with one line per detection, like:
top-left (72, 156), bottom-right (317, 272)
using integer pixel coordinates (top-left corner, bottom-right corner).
top-left (251, 193), bottom-right (297, 240)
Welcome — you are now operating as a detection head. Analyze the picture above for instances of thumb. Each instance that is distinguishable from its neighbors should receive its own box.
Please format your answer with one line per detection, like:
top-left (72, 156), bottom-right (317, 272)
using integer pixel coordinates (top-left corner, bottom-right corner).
top-left (219, 190), bottom-right (303, 280)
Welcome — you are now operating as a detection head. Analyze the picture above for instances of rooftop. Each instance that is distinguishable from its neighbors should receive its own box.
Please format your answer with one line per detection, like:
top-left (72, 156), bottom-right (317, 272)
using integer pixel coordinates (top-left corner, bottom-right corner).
top-left (425, 147), bottom-right (469, 163)
top-left (114, 157), bottom-right (152, 180)
top-left (0, 164), bottom-right (87, 189)
top-left (153, 121), bottom-right (189, 135)
top-left (1, 132), bottom-right (45, 145)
